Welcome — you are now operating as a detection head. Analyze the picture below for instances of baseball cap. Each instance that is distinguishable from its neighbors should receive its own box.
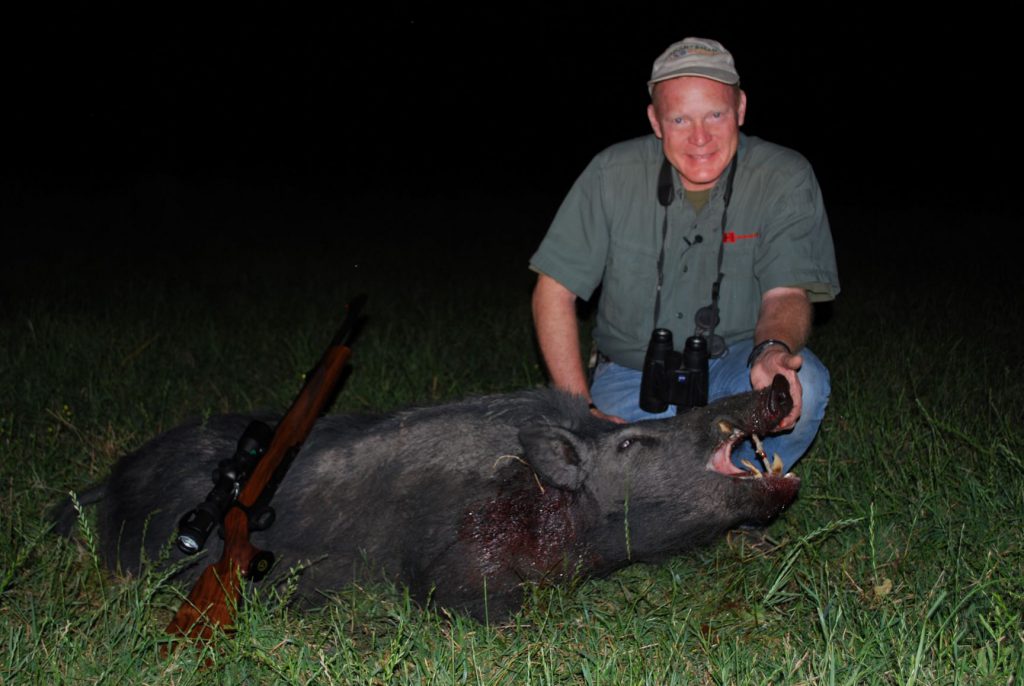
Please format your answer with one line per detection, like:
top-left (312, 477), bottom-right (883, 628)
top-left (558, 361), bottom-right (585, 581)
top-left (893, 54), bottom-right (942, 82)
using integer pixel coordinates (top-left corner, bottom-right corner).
top-left (648, 37), bottom-right (740, 94)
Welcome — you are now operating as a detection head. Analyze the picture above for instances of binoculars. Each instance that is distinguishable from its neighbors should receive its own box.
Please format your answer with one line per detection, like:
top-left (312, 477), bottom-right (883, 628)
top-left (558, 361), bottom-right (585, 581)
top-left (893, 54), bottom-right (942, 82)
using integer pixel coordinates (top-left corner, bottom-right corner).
top-left (638, 328), bottom-right (709, 413)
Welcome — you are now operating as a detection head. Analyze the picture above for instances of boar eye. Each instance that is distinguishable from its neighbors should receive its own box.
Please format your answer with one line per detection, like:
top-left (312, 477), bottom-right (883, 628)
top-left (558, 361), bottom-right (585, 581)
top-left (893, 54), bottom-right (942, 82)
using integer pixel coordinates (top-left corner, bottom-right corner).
top-left (617, 436), bottom-right (656, 453)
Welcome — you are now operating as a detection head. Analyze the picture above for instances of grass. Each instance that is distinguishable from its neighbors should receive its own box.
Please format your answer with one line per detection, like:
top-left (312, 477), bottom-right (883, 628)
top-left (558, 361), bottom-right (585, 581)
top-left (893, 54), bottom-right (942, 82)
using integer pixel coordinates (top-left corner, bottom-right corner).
top-left (2, 195), bottom-right (1022, 684)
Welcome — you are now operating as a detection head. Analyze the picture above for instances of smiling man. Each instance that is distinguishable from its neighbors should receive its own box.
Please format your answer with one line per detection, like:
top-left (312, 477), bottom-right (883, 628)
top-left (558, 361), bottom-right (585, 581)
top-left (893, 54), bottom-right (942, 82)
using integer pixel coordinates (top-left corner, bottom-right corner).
top-left (529, 37), bottom-right (839, 473)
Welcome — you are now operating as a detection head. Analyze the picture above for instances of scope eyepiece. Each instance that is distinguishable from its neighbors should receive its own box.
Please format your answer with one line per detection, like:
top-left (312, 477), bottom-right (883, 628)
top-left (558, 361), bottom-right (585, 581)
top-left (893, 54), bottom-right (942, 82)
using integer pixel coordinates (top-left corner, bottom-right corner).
top-left (174, 420), bottom-right (274, 556)
top-left (176, 501), bottom-right (220, 555)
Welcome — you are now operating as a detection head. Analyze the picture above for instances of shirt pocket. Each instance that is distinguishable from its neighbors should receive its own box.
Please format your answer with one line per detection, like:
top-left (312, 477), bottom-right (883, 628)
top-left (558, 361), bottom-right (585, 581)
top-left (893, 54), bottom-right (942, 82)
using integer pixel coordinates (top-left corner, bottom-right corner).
top-left (601, 236), bottom-right (660, 340)
top-left (717, 236), bottom-right (760, 339)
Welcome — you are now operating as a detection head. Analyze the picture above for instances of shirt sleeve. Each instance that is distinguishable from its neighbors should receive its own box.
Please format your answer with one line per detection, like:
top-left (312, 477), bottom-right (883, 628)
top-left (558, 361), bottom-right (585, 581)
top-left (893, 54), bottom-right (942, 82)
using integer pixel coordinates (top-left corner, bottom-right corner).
top-left (528, 158), bottom-right (610, 301)
top-left (753, 161), bottom-right (840, 302)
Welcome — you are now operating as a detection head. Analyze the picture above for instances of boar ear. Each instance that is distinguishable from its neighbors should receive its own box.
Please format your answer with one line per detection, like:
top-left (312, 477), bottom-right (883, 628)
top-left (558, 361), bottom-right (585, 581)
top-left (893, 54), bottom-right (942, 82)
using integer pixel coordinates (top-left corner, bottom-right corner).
top-left (518, 425), bottom-right (588, 491)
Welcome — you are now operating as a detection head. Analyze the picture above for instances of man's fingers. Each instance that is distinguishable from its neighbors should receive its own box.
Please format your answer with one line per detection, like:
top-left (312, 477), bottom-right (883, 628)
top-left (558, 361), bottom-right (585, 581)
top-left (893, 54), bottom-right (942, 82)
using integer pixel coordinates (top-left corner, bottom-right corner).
top-left (778, 376), bottom-right (802, 429)
top-left (749, 352), bottom-right (803, 430)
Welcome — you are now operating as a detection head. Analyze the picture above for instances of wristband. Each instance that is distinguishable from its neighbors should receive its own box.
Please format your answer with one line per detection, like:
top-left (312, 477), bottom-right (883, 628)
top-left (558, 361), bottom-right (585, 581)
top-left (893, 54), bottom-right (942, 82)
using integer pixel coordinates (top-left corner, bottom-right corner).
top-left (746, 339), bottom-right (792, 368)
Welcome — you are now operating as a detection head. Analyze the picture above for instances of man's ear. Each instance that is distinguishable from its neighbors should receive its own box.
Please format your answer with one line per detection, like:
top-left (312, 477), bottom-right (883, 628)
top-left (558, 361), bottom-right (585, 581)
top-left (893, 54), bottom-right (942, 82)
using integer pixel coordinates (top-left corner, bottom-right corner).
top-left (736, 89), bottom-right (747, 127)
top-left (647, 103), bottom-right (663, 139)
top-left (518, 425), bottom-right (589, 491)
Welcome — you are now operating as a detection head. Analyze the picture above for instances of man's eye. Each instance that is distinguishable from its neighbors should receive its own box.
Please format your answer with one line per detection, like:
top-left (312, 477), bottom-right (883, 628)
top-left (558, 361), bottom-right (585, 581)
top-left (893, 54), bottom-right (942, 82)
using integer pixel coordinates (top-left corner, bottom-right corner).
top-left (710, 111), bottom-right (723, 119)
top-left (673, 117), bottom-right (685, 125)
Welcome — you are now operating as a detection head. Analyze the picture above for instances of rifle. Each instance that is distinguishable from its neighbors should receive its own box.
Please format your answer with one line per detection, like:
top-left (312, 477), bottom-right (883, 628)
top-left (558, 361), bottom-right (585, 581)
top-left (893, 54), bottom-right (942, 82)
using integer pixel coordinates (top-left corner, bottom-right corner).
top-left (165, 294), bottom-right (366, 642)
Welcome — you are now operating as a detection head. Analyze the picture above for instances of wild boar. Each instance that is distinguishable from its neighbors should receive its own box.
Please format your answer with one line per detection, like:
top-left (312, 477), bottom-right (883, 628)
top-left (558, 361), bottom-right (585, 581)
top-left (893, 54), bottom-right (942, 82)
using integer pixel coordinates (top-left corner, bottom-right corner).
top-left (56, 375), bottom-right (799, 621)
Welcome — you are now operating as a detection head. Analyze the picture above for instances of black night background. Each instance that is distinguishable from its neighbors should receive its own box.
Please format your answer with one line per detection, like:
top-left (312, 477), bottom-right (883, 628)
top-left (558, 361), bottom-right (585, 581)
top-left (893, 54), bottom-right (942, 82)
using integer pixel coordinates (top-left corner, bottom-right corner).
top-left (6, 9), bottom-right (1017, 267)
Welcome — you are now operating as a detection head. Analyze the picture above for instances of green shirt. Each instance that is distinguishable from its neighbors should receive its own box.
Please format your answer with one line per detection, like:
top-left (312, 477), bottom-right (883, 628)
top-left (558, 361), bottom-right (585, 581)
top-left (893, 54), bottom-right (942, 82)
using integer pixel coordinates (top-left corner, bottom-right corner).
top-left (530, 133), bottom-right (840, 370)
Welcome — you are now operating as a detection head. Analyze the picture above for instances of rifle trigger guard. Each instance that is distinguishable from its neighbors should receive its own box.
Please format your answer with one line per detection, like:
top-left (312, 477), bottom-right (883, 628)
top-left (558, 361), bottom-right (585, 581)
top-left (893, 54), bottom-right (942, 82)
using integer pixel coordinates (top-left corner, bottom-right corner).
top-left (224, 502), bottom-right (276, 533)
top-left (249, 505), bottom-right (276, 532)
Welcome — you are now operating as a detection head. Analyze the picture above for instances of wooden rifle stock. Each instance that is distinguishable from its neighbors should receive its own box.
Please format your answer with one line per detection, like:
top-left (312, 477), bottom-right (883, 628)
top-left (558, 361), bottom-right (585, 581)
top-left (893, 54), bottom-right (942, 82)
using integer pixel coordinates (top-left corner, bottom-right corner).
top-left (165, 295), bottom-right (366, 642)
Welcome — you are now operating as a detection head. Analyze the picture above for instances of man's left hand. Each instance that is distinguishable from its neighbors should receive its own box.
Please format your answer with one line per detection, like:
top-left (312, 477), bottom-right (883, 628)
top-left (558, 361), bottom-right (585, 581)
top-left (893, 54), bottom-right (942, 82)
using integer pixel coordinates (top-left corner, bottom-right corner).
top-left (749, 287), bottom-right (812, 431)
top-left (750, 347), bottom-right (803, 430)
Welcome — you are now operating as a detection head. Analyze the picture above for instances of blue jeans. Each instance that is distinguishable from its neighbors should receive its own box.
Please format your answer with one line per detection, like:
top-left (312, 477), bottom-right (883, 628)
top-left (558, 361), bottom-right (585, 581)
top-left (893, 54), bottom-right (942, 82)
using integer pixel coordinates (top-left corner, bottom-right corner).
top-left (590, 339), bottom-right (829, 472)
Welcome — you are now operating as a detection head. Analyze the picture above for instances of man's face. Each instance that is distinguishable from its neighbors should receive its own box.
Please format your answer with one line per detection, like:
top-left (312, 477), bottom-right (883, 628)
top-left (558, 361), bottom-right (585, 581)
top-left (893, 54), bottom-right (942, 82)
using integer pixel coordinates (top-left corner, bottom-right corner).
top-left (647, 76), bottom-right (747, 192)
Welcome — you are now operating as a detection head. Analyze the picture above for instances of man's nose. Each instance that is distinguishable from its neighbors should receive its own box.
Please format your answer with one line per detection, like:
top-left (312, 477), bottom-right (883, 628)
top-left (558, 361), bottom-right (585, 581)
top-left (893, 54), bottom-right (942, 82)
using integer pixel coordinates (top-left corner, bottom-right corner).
top-left (689, 123), bottom-right (710, 146)
top-left (688, 120), bottom-right (712, 146)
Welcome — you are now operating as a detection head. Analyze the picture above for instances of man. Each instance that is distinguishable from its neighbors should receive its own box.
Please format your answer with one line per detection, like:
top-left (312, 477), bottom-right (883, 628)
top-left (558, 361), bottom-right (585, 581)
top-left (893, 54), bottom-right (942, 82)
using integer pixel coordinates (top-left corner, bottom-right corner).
top-left (530, 37), bottom-right (839, 472)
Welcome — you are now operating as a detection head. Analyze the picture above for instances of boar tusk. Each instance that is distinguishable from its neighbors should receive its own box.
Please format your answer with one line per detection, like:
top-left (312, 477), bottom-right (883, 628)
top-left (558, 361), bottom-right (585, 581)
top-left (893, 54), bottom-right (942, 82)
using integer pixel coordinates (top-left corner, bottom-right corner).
top-left (751, 434), bottom-right (768, 468)
top-left (740, 459), bottom-right (763, 478)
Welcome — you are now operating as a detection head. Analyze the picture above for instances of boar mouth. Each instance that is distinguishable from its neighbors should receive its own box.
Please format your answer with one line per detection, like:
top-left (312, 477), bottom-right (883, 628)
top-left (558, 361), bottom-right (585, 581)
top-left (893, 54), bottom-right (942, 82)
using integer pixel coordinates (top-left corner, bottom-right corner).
top-left (705, 375), bottom-right (797, 481)
top-left (707, 425), bottom-right (795, 480)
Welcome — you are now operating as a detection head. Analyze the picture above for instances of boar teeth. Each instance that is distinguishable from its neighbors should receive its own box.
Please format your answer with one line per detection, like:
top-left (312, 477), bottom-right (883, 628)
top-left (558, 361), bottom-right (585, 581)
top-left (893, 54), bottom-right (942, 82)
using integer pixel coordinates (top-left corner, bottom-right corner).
top-left (717, 420), bottom-right (735, 436)
top-left (740, 459), bottom-right (763, 478)
top-left (751, 434), bottom-right (768, 469)
top-left (771, 453), bottom-right (784, 475)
